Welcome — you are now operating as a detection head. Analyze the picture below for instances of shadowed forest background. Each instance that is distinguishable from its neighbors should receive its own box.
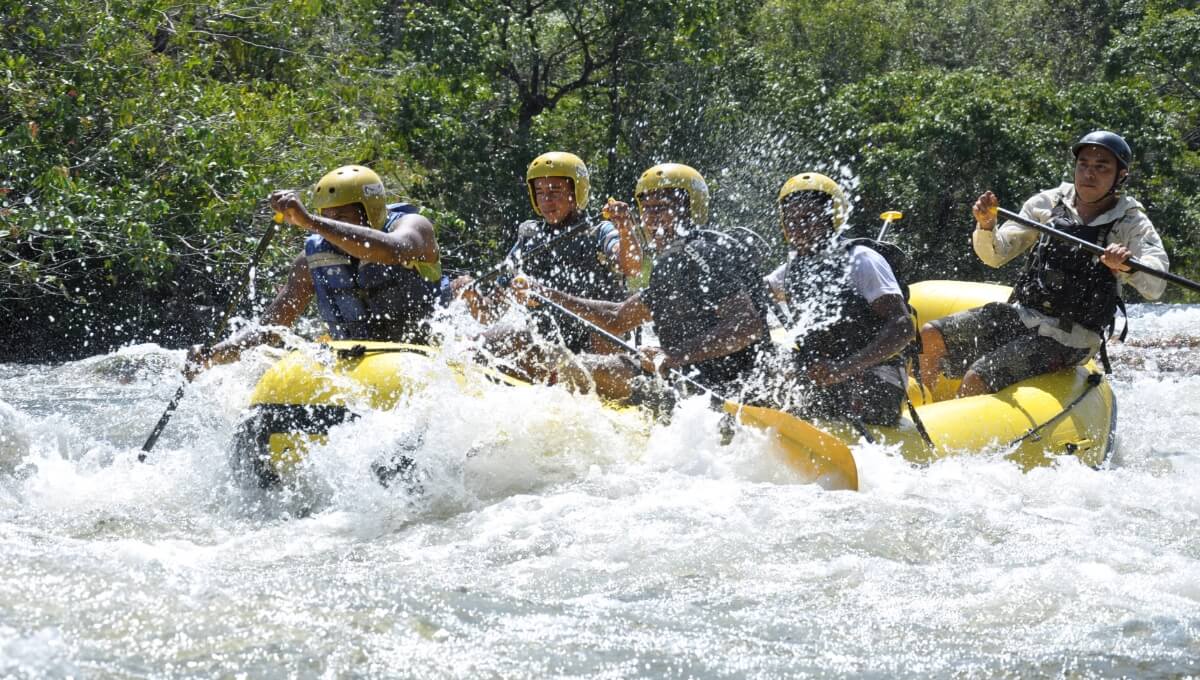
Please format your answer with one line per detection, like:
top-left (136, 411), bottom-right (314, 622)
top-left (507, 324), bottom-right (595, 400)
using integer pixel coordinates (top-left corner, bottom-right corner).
top-left (2, 0), bottom-right (1197, 361)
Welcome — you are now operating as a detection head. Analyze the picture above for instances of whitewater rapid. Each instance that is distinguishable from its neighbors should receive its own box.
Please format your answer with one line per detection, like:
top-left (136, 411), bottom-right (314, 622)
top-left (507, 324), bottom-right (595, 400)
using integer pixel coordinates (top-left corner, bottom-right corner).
top-left (1, 304), bottom-right (1198, 678)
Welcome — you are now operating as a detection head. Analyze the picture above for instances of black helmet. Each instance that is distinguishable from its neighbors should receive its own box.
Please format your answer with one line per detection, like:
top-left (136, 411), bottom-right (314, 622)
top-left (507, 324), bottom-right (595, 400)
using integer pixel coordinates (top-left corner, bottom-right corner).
top-left (1071, 130), bottom-right (1132, 170)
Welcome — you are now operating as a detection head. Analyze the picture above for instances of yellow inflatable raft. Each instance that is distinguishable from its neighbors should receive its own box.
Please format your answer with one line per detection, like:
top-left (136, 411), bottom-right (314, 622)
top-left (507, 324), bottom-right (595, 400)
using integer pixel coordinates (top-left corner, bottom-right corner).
top-left (828, 280), bottom-right (1116, 469)
top-left (230, 342), bottom-right (858, 490)
top-left (231, 280), bottom-right (1114, 487)
top-left (229, 342), bottom-right (529, 486)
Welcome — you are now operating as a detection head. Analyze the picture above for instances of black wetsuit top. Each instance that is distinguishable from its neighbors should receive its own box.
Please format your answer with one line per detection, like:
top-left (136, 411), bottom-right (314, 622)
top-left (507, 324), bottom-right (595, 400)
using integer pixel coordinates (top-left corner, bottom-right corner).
top-left (640, 231), bottom-right (771, 390)
top-left (512, 214), bottom-right (627, 352)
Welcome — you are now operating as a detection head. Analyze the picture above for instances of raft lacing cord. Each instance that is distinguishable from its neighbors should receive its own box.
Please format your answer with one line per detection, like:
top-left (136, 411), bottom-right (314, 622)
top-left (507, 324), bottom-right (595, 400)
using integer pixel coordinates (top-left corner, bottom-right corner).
top-left (330, 344), bottom-right (430, 359)
top-left (1007, 373), bottom-right (1103, 446)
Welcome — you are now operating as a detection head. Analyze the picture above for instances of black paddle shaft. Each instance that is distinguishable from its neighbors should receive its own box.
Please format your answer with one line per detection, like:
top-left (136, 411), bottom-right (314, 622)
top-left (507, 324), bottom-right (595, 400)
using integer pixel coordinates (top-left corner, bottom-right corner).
top-left (996, 207), bottom-right (1200, 294)
top-left (139, 217), bottom-right (279, 458)
top-left (527, 291), bottom-right (715, 397)
top-left (470, 219), bottom-right (594, 291)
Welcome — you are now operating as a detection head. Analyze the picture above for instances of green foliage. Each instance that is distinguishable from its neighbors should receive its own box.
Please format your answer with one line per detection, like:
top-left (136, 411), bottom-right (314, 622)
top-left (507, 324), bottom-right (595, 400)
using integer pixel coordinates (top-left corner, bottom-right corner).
top-left (807, 70), bottom-right (1198, 296)
top-left (2, 0), bottom-right (1198, 359)
top-left (1103, 1), bottom-right (1200, 294)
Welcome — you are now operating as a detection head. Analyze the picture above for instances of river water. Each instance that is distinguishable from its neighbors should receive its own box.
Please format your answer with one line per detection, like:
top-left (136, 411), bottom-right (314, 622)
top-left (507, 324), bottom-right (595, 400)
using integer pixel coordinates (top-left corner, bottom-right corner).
top-left (1, 303), bottom-right (1198, 678)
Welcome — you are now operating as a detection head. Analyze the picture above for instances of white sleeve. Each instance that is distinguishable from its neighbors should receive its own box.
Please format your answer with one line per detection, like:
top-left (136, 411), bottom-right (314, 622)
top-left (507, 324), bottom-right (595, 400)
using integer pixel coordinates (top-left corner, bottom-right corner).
top-left (849, 247), bottom-right (901, 303)
top-left (1112, 207), bottom-right (1169, 300)
top-left (973, 193), bottom-right (1050, 268)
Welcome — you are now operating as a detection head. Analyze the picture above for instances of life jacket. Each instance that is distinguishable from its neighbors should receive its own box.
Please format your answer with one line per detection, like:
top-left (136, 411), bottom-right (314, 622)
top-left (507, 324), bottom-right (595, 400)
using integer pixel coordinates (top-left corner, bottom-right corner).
top-left (644, 230), bottom-right (771, 363)
top-left (513, 213), bottom-right (628, 352)
top-left (515, 214), bottom-right (627, 301)
top-left (1009, 199), bottom-right (1123, 336)
top-left (785, 238), bottom-right (910, 369)
top-left (305, 203), bottom-right (444, 342)
top-left (697, 228), bottom-right (778, 321)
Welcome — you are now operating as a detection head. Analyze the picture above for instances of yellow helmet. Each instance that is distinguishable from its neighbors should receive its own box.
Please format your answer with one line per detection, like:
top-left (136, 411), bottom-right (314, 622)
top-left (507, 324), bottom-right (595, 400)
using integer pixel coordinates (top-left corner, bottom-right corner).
top-left (778, 172), bottom-right (847, 229)
top-left (311, 165), bottom-right (388, 229)
top-left (635, 163), bottom-right (710, 225)
top-left (526, 152), bottom-right (590, 216)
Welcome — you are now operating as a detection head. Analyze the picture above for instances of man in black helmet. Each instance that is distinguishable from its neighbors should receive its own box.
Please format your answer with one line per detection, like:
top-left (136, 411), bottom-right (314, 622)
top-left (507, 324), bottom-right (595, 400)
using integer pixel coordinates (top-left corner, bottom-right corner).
top-left (920, 130), bottom-right (1169, 397)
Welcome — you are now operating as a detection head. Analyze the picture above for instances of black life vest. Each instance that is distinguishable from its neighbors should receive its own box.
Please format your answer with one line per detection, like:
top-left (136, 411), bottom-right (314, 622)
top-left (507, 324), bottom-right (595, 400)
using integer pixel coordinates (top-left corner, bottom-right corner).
top-left (513, 214), bottom-right (628, 352)
top-left (1010, 200), bottom-right (1122, 335)
top-left (641, 230), bottom-right (771, 387)
top-left (785, 239), bottom-right (910, 369)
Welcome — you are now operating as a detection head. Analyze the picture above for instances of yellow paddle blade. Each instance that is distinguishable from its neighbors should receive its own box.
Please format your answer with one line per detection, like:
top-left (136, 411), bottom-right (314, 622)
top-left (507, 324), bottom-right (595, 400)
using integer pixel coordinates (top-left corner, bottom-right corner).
top-left (880, 210), bottom-right (903, 221)
top-left (723, 401), bottom-right (859, 491)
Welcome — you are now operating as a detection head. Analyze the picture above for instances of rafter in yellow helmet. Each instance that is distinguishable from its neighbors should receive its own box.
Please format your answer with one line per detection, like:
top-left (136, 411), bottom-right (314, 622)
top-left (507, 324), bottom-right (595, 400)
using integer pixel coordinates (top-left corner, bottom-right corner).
top-left (635, 163), bottom-right (710, 225)
top-left (778, 172), bottom-right (847, 230)
top-left (526, 152), bottom-right (590, 216)
top-left (311, 165), bottom-right (389, 230)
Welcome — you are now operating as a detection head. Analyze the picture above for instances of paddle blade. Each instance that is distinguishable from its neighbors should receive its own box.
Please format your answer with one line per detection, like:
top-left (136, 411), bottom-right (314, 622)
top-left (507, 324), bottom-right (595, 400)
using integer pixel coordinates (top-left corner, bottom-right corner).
top-left (724, 401), bottom-right (859, 491)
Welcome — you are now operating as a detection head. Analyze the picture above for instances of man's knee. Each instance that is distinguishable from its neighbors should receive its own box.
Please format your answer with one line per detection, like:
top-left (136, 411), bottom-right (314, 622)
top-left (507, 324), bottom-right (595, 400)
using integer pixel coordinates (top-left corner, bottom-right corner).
top-left (920, 322), bottom-right (945, 349)
top-left (582, 353), bottom-right (641, 401)
top-left (957, 370), bottom-right (992, 397)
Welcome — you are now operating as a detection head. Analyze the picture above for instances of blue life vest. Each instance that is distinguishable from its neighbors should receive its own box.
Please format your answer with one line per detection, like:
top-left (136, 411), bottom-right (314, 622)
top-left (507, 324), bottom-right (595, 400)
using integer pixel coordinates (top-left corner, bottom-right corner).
top-left (305, 203), bottom-right (445, 341)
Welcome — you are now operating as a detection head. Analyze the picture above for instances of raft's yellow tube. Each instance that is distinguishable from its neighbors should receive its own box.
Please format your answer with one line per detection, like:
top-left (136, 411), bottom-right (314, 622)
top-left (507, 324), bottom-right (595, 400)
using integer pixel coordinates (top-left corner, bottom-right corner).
top-left (239, 342), bottom-right (527, 481)
top-left (830, 280), bottom-right (1115, 469)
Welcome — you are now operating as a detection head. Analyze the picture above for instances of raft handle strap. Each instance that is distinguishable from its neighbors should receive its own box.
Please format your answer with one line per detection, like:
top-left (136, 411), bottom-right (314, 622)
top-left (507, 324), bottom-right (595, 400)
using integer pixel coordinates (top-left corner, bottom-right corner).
top-left (329, 344), bottom-right (433, 360)
top-left (1008, 373), bottom-right (1103, 446)
top-left (849, 416), bottom-right (875, 444)
top-left (905, 394), bottom-right (936, 450)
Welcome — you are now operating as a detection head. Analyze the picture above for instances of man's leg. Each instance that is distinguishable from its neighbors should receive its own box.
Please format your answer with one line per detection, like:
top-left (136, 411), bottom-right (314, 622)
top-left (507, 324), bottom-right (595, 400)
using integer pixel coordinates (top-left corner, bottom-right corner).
top-left (958, 333), bottom-right (1090, 397)
top-left (921, 302), bottom-right (1024, 399)
top-left (837, 365), bottom-right (907, 427)
top-left (534, 351), bottom-right (643, 401)
top-left (957, 370), bottom-right (992, 398)
top-left (918, 323), bottom-right (948, 395)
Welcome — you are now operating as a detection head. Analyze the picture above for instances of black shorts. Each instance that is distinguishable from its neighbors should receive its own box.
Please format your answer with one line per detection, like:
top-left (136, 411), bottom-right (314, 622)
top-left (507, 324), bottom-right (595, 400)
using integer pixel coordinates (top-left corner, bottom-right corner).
top-left (794, 366), bottom-right (906, 427)
top-left (928, 302), bottom-right (1090, 392)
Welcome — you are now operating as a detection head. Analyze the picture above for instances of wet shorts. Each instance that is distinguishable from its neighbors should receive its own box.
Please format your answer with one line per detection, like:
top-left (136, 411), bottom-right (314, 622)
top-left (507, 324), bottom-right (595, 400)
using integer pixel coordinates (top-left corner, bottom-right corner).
top-left (805, 368), bottom-right (906, 426)
top-left (928, 302), bottom-right (1090, 392)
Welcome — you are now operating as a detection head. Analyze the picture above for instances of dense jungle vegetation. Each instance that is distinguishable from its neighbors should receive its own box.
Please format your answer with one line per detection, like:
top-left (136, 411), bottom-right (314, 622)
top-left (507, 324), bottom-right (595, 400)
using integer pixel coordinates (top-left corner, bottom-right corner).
top-left (2, 0), bottom-right (1197, 360)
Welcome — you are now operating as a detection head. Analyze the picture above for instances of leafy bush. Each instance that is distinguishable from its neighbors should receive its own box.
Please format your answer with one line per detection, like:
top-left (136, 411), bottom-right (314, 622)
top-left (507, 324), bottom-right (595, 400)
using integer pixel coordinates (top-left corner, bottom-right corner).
top-left (2, 0), bottom-right (1196, 361)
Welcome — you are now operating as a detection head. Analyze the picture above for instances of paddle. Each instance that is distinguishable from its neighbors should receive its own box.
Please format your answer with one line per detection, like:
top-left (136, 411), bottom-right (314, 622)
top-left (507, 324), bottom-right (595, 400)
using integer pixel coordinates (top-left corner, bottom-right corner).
top-left (876, 210), bottom-right (903, 241)
top-left (996, 207), bottom-right (1200, 294)
top-left (139, 212), bottom-right (282, 459)
top-left (526, 290), bottom-right (860, 491)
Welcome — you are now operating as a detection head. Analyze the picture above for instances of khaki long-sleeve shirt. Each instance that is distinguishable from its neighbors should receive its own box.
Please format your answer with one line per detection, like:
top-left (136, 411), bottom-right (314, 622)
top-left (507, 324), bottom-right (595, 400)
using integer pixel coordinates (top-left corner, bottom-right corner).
top-left (972, 183), bottom-right (1169, 351)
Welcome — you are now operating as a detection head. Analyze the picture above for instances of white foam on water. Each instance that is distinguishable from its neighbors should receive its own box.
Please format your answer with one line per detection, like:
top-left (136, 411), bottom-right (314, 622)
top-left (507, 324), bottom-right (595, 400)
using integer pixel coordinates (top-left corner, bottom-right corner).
top-left (0, 305), bottom-right (1197, 677)
top-left (0, 626), bottom-right (79, 679)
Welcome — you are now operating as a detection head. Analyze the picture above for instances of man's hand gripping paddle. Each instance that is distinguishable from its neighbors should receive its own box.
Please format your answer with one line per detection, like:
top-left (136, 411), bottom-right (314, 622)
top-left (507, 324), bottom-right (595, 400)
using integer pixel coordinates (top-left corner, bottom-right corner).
top-left (993, 207), bottom-right (1199, 294)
